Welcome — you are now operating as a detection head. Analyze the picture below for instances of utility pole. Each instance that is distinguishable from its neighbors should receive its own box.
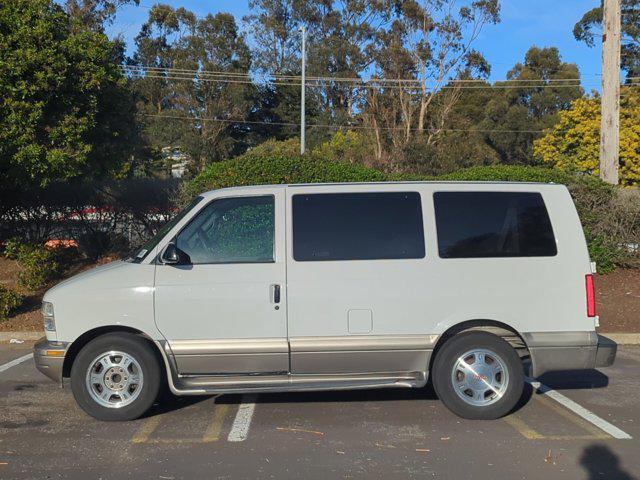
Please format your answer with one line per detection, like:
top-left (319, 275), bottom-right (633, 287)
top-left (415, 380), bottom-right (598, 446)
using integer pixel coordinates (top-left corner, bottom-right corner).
top-left (300, 25), bottom-right (306, 155)
top-left (600, 0), bottom-right (621, 185)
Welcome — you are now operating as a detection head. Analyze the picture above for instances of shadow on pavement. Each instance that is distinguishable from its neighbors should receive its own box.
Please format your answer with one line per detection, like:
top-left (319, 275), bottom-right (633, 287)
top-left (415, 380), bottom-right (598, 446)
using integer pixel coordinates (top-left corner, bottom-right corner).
top-left (143, 392), bottom-right (210, 417)
top-left (537, 369), bottom-right (609, 390)
top-left (216, 384), bottom-right (439, 406)
top-left (580, 444), bottom-right (637, 480)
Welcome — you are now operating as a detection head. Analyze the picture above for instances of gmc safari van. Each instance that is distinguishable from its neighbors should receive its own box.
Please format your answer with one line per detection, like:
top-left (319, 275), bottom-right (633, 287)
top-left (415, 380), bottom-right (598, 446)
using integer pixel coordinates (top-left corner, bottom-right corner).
top-left (34, 182), bottom-right (616, 421)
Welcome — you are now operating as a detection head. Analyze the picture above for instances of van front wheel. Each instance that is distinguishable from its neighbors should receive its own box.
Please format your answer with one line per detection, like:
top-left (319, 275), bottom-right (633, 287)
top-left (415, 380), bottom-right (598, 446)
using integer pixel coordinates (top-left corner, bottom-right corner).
top-left (70, 333), bottom-right (161, 421)
top-left (432, 331), bottom-right (524, 420)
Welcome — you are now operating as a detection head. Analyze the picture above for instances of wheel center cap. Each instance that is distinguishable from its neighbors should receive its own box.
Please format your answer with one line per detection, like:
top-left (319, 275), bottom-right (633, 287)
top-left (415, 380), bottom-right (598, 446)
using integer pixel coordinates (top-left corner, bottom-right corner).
top-left (103, 367), bottom-right (128, 391)
top-left (468, 365), bottom-right (491, 390)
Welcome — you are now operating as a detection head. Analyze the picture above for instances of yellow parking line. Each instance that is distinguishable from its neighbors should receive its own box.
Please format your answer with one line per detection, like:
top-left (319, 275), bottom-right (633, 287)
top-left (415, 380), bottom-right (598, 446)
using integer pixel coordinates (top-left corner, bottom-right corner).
top-left (505, 393), bottom-right (614, 441)
top-left (532, 393), bottom-right (610, 440)
top-left (131, 415), bottom-right (163, 444)
top-left (202, 404), bottom-right (231, 442)
top-left (503, 415), bottom-right (544, 440)
top-left (142, 438), bottom-right (211, 444)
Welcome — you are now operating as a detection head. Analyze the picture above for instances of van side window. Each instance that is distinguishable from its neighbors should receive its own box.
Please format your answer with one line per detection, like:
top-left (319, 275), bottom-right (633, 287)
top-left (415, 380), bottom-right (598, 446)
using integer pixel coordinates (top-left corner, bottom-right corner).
top-left (433, 192), bottom-right (557, 258)
top-left (176, 196), bottom-right (274, 264)
top-left (292, 192), bottom-right (425, 261)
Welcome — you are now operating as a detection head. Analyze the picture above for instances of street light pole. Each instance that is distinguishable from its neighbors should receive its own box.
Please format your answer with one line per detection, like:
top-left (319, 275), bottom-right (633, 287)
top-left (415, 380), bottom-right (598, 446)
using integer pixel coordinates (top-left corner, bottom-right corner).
top-left (300, 25), bottom-right (306, 155)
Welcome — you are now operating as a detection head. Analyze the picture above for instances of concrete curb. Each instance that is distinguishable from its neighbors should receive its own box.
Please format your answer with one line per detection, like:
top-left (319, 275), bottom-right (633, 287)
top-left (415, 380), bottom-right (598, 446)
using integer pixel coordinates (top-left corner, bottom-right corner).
top-left (0, 331), bottom-right (43, 342)
top-left (1, 331), bottom-right (640, 344)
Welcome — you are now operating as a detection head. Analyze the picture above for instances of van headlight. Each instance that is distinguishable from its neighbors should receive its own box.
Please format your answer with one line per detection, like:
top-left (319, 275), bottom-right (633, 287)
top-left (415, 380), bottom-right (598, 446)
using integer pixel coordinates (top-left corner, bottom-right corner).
top-left (42, 302), bottom-right (55, 332)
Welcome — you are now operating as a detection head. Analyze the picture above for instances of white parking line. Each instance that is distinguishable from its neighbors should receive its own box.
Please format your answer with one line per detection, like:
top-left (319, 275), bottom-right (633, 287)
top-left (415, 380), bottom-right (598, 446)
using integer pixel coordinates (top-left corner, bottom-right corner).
top-left (0, 354), bottom-right (33, 374)
top-left (227, 394), bottom-right (257, 442)
top-left (527, 378), bottom-right (633, 440)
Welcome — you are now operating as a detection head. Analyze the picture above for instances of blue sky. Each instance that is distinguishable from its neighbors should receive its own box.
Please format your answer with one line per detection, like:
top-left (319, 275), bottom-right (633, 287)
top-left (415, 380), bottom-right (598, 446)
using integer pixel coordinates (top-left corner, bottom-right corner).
top-left (107, 0), bottom-right (602, 89)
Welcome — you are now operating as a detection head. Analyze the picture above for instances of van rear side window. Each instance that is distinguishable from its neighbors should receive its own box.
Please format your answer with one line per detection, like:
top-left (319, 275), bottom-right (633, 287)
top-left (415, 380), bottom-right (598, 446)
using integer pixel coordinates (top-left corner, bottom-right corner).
top-left (292, 192), bottom-right (425, 261)
top-left (434, 192), bottom-right (557, 258)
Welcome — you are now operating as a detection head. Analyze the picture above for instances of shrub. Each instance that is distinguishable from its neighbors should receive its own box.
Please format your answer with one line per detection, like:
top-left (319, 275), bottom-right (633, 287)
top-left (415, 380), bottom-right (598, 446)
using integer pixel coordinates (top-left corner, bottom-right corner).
top-left (187, 154), bottom-right (387, 198)
top-left (583, 188), bottom-right (640, 272)
top-left (77, 231), bottom-right (129, 261)
top-left (438, 164), bottom-right (606, 187)
top-left (0, 285), bottom-right (23, 319)
top-left (311, 131), bottom-right (377, 166)
top-left (4, 241), bottom-right (61, 291)
top-left (3, 237), bottom-right (23, 259)
top-left (241, 138), bottom-right (301, 158)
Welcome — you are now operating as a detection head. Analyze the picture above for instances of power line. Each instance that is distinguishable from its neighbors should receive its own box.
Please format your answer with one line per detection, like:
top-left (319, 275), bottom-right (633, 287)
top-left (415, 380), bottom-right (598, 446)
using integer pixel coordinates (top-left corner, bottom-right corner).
top-left (124, 65), bottom-right (253, 78)
top-left (125, 70), bottom-right (595, 91)
top-left (140, 113), bottom-right (546, 133)
top-left (123, 64), bottom-right (599, 85)
top-left (124, 65), bottom-right (639, 92)
top-left (128, 73), bottom-right (596, 90)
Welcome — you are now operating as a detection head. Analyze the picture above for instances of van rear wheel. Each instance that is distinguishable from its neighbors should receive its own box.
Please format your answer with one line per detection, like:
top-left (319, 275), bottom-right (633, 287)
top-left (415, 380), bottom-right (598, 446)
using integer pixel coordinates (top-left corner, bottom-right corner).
top-left (432, 331), bottom-right (523, 420)
top-left (70, 333), bottom-right (161, 421)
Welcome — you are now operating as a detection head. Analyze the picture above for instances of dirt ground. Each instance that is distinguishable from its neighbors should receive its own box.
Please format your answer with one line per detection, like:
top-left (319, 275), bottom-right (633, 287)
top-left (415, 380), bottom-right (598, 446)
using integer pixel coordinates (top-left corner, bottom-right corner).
top-left (595, 268), bottom-right (640, 332)
top-left (1, 257), bottom-right (639, 332)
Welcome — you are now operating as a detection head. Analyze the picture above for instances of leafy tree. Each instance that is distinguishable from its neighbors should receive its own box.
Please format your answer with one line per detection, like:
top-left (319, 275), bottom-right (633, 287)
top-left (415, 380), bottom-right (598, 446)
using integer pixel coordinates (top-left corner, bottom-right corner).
top-left (0, 0), bottom-right (142, 188)
top-left (244, 1), bottom-right (396, 145)
top-left (244, 0), bottom-right (301, 74)
top-left (65, 0), bottom-right (140, 31)
top-left (241, 1), bottom-right (304, 140)
top-left (130, 5), bottom-right (193, 153)
top-left (479, 46), bottom-right (583, 165)
top-left (533, 88), bottom-right (640, 185)
top-left (573, 1), bottom-right (640, 79)
top-left (132, 5), bottom-right (255, 171)
top-left (363, 0), bottom-right (499, 163)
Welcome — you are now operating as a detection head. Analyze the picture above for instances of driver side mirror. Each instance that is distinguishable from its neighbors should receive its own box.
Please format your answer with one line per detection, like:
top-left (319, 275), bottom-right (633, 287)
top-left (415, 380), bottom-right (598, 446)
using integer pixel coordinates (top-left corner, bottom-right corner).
top-left (160, 242), bottom-right (191, 265)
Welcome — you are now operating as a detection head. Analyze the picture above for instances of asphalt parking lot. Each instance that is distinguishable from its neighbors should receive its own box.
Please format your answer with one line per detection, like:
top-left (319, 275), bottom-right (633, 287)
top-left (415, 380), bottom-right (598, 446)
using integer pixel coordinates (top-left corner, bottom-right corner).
top-left (0, 342), bottom-right (638, 479)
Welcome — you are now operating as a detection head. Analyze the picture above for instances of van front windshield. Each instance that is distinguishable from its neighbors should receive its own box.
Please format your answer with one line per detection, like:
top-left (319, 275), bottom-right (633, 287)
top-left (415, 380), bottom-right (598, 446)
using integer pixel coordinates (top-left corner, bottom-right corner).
top-left (127, 196), bottom-right (204, 263)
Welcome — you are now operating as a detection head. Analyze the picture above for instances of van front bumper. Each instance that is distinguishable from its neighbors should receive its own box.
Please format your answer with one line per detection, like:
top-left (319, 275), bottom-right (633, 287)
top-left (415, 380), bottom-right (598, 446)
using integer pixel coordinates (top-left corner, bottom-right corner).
top-left (34, 338), bottom-right (68, 383)
top-left (524, 332), bottom-right (617, 377)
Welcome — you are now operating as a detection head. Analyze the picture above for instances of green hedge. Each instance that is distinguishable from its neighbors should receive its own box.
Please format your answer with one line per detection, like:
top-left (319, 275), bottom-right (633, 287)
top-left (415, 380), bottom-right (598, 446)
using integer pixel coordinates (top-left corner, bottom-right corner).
top-left (439, 165), bottom-right (604, 186)
top-left (187, 154), bottom-right (387, 197)
top-left (189, 155), bottom-right (634, 272)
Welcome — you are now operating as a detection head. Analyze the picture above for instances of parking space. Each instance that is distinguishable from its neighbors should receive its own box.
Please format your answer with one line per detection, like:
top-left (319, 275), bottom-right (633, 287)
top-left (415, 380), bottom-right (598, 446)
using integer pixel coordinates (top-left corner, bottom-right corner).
top-left (0, 343), bottom-right (638, 479)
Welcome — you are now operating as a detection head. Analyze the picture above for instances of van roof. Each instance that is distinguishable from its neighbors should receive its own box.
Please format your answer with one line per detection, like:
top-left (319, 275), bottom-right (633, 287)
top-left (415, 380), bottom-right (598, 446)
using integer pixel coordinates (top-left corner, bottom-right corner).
top-left (199, 181), bottom-right (565, 198)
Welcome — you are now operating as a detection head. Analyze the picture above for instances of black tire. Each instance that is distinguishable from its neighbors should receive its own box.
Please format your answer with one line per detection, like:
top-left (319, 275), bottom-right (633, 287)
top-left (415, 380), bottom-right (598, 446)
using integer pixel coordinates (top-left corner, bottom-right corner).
top-left (70, 333), bottom-right (161, 421)
top-left (432, 331), bottom-right (524, 420)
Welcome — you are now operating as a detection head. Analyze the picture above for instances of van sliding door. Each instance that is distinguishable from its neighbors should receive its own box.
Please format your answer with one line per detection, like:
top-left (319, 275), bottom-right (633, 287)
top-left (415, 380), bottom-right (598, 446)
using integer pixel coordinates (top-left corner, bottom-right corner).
top-left (285, 186), bottom-right (433, 376)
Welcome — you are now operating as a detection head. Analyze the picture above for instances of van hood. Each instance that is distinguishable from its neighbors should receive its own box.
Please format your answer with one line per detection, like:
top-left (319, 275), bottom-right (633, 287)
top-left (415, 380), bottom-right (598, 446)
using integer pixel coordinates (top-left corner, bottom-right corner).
top-left (44, 261), bottom-right (131, 299)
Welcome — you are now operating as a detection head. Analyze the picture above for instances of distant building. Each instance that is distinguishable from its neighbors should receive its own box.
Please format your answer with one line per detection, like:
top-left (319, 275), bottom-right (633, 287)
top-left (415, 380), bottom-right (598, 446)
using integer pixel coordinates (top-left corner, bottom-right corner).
top-left (162, 146), bottom-right (192, 178)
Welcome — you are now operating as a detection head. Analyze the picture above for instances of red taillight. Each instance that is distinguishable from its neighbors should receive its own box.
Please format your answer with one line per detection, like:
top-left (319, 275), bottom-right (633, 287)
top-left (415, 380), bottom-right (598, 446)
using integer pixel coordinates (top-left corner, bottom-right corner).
top-left (586, 274), bottom-right (596, 317)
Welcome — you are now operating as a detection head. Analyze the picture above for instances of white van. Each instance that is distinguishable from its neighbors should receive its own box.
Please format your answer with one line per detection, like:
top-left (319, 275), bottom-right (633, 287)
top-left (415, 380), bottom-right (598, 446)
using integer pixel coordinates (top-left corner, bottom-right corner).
top-left (34, 182), bottom-right (616, 421)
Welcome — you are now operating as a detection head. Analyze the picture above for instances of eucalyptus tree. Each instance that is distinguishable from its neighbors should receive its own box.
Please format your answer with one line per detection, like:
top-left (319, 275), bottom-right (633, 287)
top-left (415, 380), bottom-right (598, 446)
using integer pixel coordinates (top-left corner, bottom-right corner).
top-left (574, 0), bottom-right (640, 79)
top-left (132, 5), bottom-right (254, 170)
top-left (364, 0), bottom-right (499, 163)
top-left (244, 0), bottom-right (397, 145)
top-left (64, 0), bottom-right (140, 31)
